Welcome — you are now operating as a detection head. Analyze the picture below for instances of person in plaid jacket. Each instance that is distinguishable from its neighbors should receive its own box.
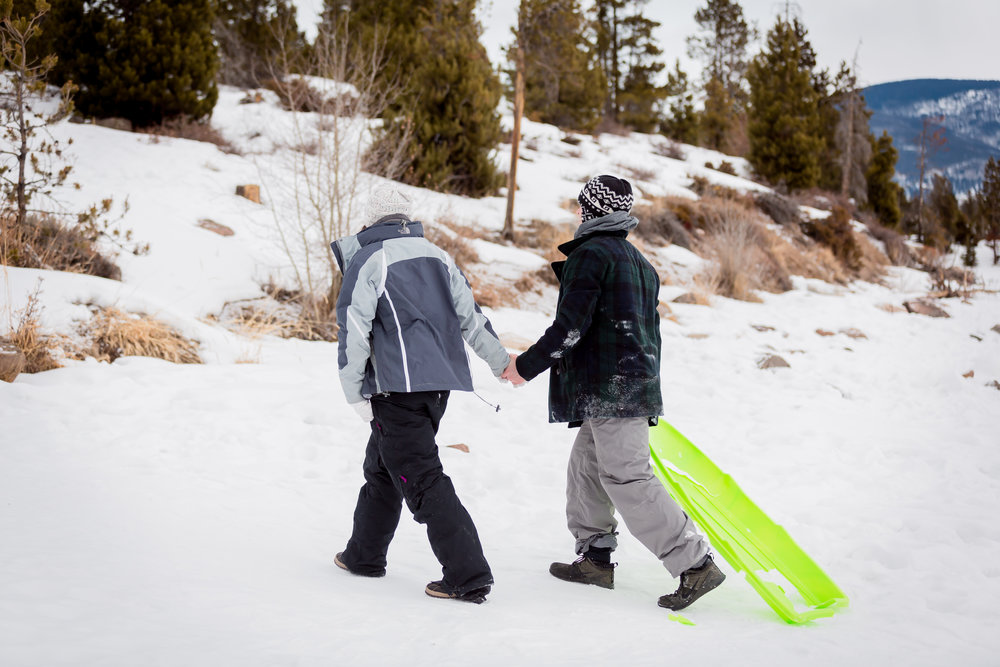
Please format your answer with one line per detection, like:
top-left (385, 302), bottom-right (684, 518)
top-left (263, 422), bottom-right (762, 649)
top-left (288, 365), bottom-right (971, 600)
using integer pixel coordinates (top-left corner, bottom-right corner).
top-left (505, 175), bottom-right (725, 611)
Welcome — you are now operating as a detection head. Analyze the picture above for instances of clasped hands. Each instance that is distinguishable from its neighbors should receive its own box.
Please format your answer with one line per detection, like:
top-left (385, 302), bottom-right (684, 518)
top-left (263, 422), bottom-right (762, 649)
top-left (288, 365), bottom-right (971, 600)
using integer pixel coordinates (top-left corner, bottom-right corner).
top-left (501, 352), bottom-right (526, 386)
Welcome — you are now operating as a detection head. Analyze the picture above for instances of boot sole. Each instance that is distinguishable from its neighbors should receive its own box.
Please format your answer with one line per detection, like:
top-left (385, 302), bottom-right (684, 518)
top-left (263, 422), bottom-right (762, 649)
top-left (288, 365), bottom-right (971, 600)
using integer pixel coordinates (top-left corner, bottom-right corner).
top-left (334, 552), bottom-right (385, 578)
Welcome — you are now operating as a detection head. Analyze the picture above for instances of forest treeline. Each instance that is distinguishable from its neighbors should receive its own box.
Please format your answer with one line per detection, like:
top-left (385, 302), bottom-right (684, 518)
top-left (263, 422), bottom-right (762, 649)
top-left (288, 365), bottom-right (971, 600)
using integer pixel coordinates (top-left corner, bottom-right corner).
top-left (3, 0), bottom-right (999, 264)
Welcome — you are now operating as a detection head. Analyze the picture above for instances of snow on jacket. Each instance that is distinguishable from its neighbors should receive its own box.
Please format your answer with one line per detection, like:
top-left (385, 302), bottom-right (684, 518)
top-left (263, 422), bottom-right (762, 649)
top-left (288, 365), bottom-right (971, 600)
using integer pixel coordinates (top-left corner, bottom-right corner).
top-left (332, 214), bottom-right (509, 405)
top-left (514, 229), bottom-right (663, 425)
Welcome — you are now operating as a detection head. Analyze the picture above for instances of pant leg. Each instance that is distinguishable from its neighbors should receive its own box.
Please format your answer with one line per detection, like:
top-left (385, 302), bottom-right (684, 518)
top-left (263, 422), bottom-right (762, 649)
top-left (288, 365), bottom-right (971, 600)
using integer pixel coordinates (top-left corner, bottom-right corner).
top-left (341, 427), bottom-right (405, 576)
top-left (589, 417), bottom-right (708, 577)
top-left (566, 420), bottom-right (619, 555)
top-left (372, 391), bottom-right (493, 594)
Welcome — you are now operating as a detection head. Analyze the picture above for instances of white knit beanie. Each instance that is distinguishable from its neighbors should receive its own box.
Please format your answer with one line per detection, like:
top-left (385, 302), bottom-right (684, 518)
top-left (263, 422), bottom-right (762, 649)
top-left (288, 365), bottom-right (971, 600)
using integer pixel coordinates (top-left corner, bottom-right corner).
top-left (365, 184), bottom-right (411, 226)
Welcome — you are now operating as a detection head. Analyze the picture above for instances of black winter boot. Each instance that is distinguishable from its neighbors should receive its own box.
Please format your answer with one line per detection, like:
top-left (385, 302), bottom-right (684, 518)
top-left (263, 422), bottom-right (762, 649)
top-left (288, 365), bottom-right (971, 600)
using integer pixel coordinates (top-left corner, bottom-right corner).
top-left (549, 555), bottom-right (615, 589)
top-left (334, 551), bottom-right (385, 578)
top-left (657, 555), bottom-right (725, 611)
top-left (425, 580), bottom-right (491, 604)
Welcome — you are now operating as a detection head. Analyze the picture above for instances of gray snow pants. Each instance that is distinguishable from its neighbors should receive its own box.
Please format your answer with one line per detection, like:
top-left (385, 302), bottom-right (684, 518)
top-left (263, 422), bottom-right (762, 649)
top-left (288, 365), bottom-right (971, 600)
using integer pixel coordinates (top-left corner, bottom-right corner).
top-left (566, 417), bottom-right (708, 577)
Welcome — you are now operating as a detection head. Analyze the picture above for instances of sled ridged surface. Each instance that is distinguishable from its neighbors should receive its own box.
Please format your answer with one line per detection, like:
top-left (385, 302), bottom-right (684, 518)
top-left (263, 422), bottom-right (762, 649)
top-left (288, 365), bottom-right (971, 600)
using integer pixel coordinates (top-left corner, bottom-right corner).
top-left (649, 421), bottom-right (849, 624)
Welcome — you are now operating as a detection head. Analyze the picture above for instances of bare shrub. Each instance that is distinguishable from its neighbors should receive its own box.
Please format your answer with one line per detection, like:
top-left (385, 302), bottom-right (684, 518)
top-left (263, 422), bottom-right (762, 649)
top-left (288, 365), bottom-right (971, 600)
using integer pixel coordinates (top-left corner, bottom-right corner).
top-left (5, 287), bottom-right (60, 373)
top-left (593, 116), bottom-right (630, 136)
top-left (653, 140), bottom-right (685, 160)
top-left (138, 116), bottom-right (239, 154)
top-left (633, 198), bottom-right (693, 249)
top-left (2, 212), bottom-right (122, 278)
top-left (259, 19), bottom-right (412, 335)
top-left (694, 200), bottom-right (768, 301)
top-left (214, 293), bottom-right (323, 341)
top-left (864, 219), bottom-right (915, 267)
top-left (716, 160), bottom-right (737, 176)
top-left (518, 219), bottom-right (574, 259)
top-left (803, 206), bottom-right (863, 272)
top-left (754, 192), bottom-right (802, 227)
top-left (468, 275), bottom-right (518, 309)
top-left (84, 307), bottom-right (201, 364)
top-left (620, 164), bottom-right (657, 182)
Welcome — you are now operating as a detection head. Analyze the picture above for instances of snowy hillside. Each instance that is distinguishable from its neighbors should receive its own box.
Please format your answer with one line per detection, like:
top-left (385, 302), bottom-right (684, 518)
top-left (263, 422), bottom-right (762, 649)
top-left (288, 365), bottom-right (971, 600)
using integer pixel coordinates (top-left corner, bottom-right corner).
top-left (2, 86), bottom-right (1000, 667)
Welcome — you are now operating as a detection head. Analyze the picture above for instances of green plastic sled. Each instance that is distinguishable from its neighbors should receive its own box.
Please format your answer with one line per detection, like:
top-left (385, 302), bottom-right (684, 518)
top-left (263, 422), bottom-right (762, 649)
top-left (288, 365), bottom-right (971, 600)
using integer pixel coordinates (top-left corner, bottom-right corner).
top-left (649, 421), bottom-right (849, 624)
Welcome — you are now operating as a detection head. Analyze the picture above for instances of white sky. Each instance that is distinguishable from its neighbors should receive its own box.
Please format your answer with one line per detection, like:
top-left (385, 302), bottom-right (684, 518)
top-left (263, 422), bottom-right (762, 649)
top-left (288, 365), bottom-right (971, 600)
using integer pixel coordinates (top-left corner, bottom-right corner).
top-left (293, 1), bottom-right (998, 87)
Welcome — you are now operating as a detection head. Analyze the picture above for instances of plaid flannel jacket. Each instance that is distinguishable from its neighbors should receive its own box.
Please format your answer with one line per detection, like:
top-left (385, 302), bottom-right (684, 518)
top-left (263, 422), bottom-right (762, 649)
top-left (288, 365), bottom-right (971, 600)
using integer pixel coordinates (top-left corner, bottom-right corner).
top-left (516, 230), bottom-right (663, 425)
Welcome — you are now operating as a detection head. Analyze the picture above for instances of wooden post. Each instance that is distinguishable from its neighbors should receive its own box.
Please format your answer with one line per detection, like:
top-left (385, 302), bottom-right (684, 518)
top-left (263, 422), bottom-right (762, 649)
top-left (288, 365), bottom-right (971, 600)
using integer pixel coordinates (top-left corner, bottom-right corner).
top-left (502, 45), bottom-right (525, 243)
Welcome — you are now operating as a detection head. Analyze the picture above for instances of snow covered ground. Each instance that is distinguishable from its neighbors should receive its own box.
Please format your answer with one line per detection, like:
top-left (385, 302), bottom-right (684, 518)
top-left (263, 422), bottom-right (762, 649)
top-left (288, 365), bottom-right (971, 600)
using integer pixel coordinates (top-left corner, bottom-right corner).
top-left (2, 87), bottom-right (1000, 666)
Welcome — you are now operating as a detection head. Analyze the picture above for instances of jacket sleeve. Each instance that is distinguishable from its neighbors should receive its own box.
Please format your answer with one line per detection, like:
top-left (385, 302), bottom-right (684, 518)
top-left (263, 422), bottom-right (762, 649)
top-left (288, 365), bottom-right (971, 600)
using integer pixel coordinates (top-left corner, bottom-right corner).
top-left (336, 252), bottom-right (381, 405)
top-left (516, 245), bottom-right (604, 381)
top-left (447, 257), bottom-right (510, 376)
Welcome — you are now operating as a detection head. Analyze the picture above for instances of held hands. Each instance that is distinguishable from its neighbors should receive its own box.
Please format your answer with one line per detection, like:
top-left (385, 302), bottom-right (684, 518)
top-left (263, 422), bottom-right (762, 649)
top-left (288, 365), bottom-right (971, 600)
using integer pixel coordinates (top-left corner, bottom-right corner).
top-left (501, 352), bottom-right (526, 387)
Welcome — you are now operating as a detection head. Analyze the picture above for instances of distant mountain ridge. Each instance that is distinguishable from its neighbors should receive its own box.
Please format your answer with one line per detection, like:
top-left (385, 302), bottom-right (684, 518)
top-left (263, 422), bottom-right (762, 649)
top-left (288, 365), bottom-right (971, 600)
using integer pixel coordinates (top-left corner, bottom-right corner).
top-left (863, 79), bottom-right (1000, 196)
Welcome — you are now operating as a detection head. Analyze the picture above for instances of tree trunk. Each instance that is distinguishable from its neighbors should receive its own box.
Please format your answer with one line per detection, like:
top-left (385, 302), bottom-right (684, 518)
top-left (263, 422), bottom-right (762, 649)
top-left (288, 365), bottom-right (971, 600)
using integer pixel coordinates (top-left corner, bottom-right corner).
top-left (503, 46), bottom-right (525, 243)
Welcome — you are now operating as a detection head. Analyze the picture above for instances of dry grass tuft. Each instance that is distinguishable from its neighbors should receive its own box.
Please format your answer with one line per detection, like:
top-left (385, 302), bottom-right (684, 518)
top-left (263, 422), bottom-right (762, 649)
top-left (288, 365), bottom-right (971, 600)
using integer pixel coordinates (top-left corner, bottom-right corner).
top-left (1, 212), bottom-right (122, 279)
top-left (5, 288), bottom-right (61, 373)
top-left (84, 307), bottom-right (202, 364)
top-left (139, 116), bottom-right (239, 154)
top-left (693, 200), bottom-right (769, 301)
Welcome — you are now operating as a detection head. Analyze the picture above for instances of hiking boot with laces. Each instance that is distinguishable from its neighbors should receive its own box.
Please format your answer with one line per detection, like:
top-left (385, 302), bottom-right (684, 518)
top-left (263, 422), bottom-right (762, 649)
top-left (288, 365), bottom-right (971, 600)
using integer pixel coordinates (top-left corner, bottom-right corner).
top-left (549, 555), bottom-right (615, 589)
top-left (657, 555), bottom-right (725, 611)
top-left (425, 580), bottom-right (491, 604)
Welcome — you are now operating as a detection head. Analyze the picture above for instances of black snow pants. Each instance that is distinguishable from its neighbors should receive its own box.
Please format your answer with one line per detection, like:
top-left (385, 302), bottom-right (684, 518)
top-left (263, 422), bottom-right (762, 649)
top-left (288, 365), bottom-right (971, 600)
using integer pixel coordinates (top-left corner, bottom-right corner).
top-left (340, 390), bottom-right (494, 594)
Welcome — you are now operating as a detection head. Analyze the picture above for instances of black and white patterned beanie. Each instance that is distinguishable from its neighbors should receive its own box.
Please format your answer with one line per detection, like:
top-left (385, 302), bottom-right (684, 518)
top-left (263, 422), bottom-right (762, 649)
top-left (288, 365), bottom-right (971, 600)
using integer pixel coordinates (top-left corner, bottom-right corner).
top-left (578, 175), bottom-right (634, 222)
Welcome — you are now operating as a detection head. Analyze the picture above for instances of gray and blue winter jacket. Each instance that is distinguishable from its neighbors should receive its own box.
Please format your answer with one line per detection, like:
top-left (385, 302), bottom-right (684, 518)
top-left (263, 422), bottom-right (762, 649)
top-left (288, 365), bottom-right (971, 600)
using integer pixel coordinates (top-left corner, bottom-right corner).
top-left (332, 214), bottom-right (509, 405)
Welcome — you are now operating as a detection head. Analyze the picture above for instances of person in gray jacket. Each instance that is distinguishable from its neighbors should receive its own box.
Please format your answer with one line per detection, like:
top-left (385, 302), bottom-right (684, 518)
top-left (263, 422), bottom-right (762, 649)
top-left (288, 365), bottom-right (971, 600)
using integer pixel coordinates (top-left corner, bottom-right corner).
top-left (331, 184), bottom-right (515, 604)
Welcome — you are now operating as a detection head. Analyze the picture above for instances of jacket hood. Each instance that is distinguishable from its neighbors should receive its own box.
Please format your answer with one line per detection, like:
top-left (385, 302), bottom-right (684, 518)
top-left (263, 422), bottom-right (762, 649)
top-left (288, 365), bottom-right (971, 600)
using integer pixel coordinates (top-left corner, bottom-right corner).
top-left (332, 214), bottom-right (424, 273)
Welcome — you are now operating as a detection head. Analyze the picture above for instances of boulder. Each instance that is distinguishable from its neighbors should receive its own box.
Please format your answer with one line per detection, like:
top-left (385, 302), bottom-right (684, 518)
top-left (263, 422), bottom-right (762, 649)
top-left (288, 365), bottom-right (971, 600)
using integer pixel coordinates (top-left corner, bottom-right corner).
top-left (197, 218), bottom-right (235, 236)
top-left (672, 292), bottom-right (701, 305)
top-left (235, 184), bottom-right (261, 204)
top-left (903, 299), bottom-right (950, 318)
top-left (991, 324), bottom-right (1000, 335)
top-left (757, 354), bottom-right (790, 370)
top-left (0, 341), bottom-right (26, 383)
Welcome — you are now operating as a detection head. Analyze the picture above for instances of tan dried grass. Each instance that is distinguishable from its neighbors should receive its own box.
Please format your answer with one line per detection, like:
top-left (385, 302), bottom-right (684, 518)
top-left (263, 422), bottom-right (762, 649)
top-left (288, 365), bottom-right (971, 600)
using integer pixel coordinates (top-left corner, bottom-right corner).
top-left (86, 307), bottom-right (201, 364)
top-left (6, 287), bottom-right (62, 373)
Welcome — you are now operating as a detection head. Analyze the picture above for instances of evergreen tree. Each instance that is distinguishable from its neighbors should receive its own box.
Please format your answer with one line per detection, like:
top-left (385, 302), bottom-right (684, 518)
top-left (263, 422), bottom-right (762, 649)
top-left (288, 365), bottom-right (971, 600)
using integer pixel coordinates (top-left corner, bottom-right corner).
top-left (321, 0), bottom-right (503, 196)
top-left (660, 59), bottom-right (698, 144)
top-left (593, 0), bottom-right (665, 131)
top-left (926, 173), bottom-right (966, 251)
top-left (215, 0), bottom-right (304, 87)
top-left (865, 131), bottom-right (902, 228)
top-left (700, 76), bottom-right (733, 151)
top-left (980, 156), bottom-right (1000, 264)
top-left (29, 0), bottom-right (218, 126)
top-left (509, 0), bottom-right (605, 132)
top-left (746, 16), bottom-right (823, 190)
top-left (686, 0), bottom-right (755, 103)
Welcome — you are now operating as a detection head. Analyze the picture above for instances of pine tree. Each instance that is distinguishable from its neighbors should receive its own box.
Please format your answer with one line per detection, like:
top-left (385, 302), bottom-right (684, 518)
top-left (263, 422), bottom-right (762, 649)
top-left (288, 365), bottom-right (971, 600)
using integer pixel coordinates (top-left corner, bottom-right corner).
top-left (926, 173), bottom-right (966, 251)
top-left (980, 156), bottom-right (1000, 264)
top-left (865, 131), bottom-right (902, 228)
top-left (700, 76), bottom-right (733, 151)
top-left (216, 0), bottom-right (304, 87)
top-left (746, 16), bottom-right (823, 190)
top-left (321, 0), bottom-right (503, 196)
top-left (31, 0), bottom-right (218, 126)
top-left (660, 60), bottom-right (698, 144)
top-left (687, 0), bottom-right (755, 102)
top-left (509, 0), bottom-right (605, 132)
top-left (593, 0), bottom-right (665, 131)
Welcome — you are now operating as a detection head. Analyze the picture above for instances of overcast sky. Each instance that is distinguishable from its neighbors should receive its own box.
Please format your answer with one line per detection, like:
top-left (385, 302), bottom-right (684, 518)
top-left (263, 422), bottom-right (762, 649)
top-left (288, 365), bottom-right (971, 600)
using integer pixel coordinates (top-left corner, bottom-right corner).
top-left (477, 0), bottom-right (999, 88)
top-left (295, 1), bottom-right (999, 87)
